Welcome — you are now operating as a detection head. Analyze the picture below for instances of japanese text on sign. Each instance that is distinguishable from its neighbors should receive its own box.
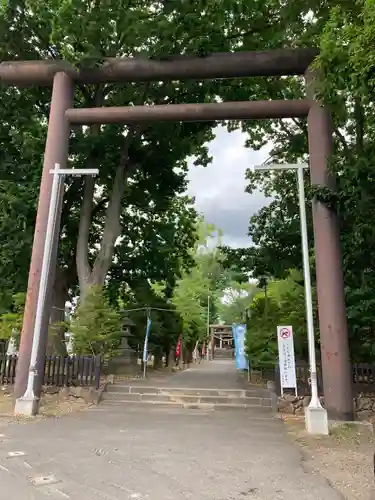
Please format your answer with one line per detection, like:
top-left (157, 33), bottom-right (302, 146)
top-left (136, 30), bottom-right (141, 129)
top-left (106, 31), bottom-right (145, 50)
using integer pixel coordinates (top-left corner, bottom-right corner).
top-left (277, 326), bottom-right (297, 389)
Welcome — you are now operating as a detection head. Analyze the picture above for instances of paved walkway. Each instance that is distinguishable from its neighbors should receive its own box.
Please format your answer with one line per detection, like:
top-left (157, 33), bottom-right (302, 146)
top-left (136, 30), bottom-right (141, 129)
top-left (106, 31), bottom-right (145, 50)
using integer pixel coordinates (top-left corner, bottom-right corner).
top-left (0, 361), bottom-right (343, 499)
top-left (158, 359), bottom-right (246, 389)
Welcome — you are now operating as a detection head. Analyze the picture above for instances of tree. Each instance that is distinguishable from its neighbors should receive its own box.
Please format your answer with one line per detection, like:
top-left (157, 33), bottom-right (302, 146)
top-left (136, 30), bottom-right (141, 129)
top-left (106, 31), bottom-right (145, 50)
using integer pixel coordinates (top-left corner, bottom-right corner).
top-left (218, 281), bottom-right (258, 325)
top-left (106, 196), bottom-right (199, 305)
top-left (0, 85), bottom-right (45, 300)
top-left (6, 0), bottom-right (375, 361)
top-left (0, 293), bottom-right (26, 350)
top-left (172, 265), bottom-right (211, 350)
top-left (152, 220), bottom-right (230, 354)
top-left (70, 286), bottom-right (122, 359)
top-left (245, 270), bottom-right (313, 369)
top-left (218, 0), bottom-right (375, 362)
top-left (119, 281), bottom-right (182, 366)
top-left (315, 0), bottom-right (375, 361)
top-left (0, 0), bottom-right (330, 309)
top-left (0, 1), bottom-right (224, 325)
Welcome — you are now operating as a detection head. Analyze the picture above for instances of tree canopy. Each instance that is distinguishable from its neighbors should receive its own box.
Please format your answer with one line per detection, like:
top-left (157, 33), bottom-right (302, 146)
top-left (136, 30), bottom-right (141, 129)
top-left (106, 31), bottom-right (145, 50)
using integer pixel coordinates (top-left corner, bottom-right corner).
top-left (218, 281), bottom-right (258, 325)
top-left (152, 220), bottom-right (230, 352)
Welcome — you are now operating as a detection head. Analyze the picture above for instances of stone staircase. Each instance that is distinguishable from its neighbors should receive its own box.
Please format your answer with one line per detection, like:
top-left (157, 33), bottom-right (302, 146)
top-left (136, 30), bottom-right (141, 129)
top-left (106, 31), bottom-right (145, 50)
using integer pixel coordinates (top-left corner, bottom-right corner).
top-left (100, 383), bottom-right (273, 413)
top-left (213, 348), bottom-right (233, 359)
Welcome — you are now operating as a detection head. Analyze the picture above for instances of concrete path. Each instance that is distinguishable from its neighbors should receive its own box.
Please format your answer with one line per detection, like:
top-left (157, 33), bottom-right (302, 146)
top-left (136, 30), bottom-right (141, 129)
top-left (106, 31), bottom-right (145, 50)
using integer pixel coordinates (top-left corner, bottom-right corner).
top-left (0, 361), bottom-right (343, 499)
top-left (158, 359), bottom-right (246, 389)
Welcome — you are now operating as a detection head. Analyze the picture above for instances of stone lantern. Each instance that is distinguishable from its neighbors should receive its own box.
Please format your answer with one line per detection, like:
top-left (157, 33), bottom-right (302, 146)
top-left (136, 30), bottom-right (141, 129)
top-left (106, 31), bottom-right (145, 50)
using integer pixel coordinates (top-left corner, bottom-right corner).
top-left (108, 315), bottom-right (138, 374)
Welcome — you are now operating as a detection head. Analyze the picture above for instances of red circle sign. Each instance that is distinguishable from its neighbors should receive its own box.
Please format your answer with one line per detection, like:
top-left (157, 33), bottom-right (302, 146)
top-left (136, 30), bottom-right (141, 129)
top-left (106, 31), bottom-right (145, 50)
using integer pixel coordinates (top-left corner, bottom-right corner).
top-left (280, 328), bottom-right (291, 339)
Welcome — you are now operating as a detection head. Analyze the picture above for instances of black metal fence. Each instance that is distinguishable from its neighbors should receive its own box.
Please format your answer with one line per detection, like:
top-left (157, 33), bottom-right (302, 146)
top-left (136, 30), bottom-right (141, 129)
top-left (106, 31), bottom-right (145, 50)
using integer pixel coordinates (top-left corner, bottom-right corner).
top-left (0, 355), bottom-right (102, 389)
top-left (251, 361), bottom-right (375, 396)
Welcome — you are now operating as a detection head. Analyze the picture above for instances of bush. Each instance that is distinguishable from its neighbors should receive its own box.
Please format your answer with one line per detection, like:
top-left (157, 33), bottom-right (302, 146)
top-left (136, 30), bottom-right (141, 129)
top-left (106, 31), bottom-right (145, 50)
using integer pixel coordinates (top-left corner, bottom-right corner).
top-left (245, 294), bottom-right (280, 370)
top-left (245, 270), bottom-right (312, 369)
top-left (69, 286), bottom-right (122, 359)
top-left (0, 292), bottom-right (25, 345)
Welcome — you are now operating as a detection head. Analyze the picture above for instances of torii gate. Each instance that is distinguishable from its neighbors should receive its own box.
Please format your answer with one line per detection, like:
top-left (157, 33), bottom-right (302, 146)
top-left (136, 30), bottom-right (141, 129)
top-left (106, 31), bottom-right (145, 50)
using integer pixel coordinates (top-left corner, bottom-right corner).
top-left (0, 48), bottom-right (353, 420)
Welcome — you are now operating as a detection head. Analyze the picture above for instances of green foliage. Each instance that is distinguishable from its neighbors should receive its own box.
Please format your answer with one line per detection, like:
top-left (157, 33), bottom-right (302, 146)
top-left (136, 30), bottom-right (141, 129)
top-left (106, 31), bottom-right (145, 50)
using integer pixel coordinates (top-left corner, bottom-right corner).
top-left (120, 281), bottom-right (182, 358)
top-left (0, 0), bottom-right (232, 337)
top-left (0, 85), bottom-right (43, 297)
top-left (215, 0), bottom-right (375, 362)
top-left (3, 0), bottom-right (375, 364)
top-left (245, 271), bottom-right (314, 369)
top-left (218, 281), bottom-right (258, 325)
top-left (245, 293), bottom-right (279, 369)
top-left (70, 286), bottom-right (122, 358)
top-left (107, 196), bottom-right (199, 303)
top-left (0, 292), bottom-right (25, 341)
top-left (172, 266), bottom-right (210, 347)
top-left (152, 220), bottom-right (230, 349)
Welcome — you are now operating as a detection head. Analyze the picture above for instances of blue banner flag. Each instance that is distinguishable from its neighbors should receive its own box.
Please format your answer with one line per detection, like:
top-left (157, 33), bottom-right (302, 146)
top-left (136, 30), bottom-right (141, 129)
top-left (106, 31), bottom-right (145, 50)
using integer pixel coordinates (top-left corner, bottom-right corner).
top-left (142, 317), bottom-right (152, 363)
top-left (232, 324), bottom-right (248, 370)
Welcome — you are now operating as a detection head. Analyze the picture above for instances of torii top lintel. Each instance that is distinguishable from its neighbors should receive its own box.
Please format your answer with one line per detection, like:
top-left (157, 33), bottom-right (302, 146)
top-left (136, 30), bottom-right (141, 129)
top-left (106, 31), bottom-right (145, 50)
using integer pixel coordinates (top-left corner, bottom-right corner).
top-left (0, 48), bottom-right (318, 86)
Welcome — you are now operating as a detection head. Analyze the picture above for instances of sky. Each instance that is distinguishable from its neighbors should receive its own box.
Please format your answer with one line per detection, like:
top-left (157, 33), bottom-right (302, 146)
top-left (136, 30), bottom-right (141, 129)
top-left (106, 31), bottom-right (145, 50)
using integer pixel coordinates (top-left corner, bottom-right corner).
top-left (187, 126), bottom-right (270, 248)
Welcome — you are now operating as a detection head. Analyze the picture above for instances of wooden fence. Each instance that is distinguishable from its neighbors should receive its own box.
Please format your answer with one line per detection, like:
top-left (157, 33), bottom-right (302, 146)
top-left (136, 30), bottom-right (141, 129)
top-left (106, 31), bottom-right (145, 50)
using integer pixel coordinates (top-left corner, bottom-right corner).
top-left (0, 355), bottom-right (102, 389)
top-left (276, 362), bottom-right (375, 395)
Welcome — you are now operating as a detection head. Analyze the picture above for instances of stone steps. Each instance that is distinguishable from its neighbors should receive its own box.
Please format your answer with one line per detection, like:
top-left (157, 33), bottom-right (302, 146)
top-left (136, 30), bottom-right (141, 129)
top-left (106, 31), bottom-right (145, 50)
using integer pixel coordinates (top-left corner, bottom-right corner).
top-left (100, 399), bottom-right (273, 413)
top-left (102, 391), bottom-right (271, 406)
top-left (101, 384), bottom-right (273, 413)
top-left (106, 385), bottom-right (266, 398)
top-left (213, 348), bottom-right (233, 359)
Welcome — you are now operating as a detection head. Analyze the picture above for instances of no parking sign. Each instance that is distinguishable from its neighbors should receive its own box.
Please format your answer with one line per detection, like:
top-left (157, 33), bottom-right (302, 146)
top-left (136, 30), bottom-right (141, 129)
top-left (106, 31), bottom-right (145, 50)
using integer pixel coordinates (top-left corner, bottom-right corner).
top-left (277, 325), bottom-right (297, 391)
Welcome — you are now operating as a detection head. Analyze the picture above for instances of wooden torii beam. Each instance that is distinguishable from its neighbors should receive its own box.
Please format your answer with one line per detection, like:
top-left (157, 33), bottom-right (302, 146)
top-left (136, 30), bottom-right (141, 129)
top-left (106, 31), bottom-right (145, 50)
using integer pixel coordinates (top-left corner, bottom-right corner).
top-left (0, 48), bottom-right (318, 85)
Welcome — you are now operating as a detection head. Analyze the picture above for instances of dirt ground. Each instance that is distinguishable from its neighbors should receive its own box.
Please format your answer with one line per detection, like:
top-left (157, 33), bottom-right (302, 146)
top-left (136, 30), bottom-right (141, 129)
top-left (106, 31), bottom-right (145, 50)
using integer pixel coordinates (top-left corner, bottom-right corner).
top-left (282, 414), bottom-right (374, 500)
top-left (0, 388), bottom-right (90, 424)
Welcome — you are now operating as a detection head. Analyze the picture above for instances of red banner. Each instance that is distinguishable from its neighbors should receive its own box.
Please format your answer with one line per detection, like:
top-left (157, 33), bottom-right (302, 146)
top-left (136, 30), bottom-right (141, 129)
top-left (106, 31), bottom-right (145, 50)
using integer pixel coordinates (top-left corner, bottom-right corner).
top-left (175, 335), bottom-right (182, 357)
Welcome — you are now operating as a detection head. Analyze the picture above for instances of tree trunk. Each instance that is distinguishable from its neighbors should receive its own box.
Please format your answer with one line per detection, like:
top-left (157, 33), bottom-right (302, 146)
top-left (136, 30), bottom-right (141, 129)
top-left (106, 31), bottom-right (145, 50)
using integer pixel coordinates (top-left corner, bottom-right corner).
top-left (76, 127), bottom-right (139, 299)
top-left (354, 97), bottom-right (364, 154)
top-left (76, 173), bottom-right (96, 299)
top-left (167, 348), bottom-right (175, 371)
top-left (46, 269), bottom-right (70, 356)
top-left (153, 353), bottom-right (163, 369)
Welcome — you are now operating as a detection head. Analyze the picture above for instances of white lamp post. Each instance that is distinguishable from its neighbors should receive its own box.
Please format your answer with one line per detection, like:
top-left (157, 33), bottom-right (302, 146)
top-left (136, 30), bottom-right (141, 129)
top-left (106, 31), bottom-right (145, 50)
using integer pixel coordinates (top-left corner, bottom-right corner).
top-left (253, 162), bottom-right (328, 435)
top-left (15, 163), bottom-right (98, 416)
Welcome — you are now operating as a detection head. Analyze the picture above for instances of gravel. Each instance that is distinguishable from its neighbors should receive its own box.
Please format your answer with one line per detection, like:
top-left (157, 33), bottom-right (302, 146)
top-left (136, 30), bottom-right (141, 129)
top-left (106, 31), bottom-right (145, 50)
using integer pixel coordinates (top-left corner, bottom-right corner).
top-left (283, 415), bottom-right (374, 500)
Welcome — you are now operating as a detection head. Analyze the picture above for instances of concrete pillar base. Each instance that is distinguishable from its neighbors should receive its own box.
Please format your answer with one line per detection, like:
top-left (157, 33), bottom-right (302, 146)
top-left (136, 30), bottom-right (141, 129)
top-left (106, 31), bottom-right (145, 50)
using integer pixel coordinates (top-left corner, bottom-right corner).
top-left (14, 396), bottom-right (40, 417)
top-left (305, 405), bottom-right (329, 435)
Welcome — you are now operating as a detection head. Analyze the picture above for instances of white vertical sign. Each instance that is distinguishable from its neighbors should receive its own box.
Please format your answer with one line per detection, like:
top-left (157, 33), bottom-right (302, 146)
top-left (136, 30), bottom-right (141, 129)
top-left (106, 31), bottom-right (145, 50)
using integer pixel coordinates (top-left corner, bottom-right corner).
top-left (277, 326), bottom-right (297, 393)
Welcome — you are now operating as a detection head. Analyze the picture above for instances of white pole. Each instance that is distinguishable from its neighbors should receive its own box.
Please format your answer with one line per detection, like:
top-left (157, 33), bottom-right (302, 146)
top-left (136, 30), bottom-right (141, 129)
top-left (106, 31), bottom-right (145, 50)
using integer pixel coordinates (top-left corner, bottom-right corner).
top-left (143, 357), bottom-right (147, 379)
top-left (296, 165), bottom-right (321, 408)
top-left (206, 295), bottom-right (210, 361)
top-left (143, 314), bottom-right (149, 379)
top-left (22, 164), bottom-right (63, 402)
top-left (253, 162), bottom-right (327, 434)
top-left (15, 164), bottom-right (99, 416)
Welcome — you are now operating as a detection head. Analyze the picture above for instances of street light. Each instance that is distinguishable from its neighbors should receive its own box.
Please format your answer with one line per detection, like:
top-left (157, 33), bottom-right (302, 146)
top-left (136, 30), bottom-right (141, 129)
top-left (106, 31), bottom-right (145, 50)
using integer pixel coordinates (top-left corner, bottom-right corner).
top-left (253, 162), bottom-right (328, 435)
top-left (15, 163), bottom-right (99, 416)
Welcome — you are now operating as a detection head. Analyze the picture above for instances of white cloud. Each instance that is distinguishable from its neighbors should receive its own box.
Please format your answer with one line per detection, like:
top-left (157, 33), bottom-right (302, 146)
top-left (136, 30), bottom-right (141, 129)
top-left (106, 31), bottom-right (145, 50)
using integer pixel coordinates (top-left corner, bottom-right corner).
top-left (187, 126), bottom-right (271, 248)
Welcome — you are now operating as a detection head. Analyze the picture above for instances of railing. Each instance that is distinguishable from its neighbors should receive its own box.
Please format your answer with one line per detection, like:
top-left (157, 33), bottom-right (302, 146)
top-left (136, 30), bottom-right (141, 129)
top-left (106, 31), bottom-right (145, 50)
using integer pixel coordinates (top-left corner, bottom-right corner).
top-left (0, 355), bottom-right (102, 389)
top-left (0, 355), bottom-right (17, 385)
top-left (251, 361), bottom-right (375, 396)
